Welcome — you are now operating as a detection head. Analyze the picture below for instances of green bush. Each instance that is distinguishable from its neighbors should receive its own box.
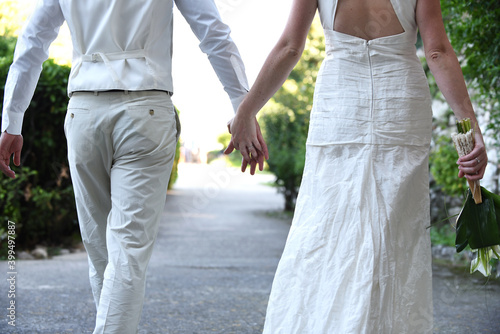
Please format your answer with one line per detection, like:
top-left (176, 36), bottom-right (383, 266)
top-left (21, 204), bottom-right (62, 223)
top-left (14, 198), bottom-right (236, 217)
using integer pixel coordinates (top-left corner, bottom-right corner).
top-left (0, 167), bottom-right (77, 254)
top-left (261, 102), bottom-right (307, 211)
top-left (0, 35), bottom-right (78, 255)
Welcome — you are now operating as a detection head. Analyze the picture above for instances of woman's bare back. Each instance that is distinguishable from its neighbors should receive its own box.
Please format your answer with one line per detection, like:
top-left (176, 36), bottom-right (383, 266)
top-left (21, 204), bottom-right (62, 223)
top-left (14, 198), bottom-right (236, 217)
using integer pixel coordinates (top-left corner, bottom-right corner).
top-left (333, 0), bottom-right (404, 41)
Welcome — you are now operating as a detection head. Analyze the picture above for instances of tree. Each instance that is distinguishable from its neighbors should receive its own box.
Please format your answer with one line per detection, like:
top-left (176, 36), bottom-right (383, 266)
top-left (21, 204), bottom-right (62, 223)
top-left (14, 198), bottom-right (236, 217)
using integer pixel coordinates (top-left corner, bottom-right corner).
top-left (260, 18), bottom-right (324, 211)
top-left (441, 0), bottom-right (500, 142)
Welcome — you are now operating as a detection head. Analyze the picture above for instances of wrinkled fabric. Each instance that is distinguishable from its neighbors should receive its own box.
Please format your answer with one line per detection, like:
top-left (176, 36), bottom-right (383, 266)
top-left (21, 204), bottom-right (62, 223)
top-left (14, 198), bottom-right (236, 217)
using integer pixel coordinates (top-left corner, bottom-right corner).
top-left (263, 0), bottom-right (433, 333)
top-left (65, 91), bottom-right (179, 334)
top-left (2, 0), bottom-right (248, 134)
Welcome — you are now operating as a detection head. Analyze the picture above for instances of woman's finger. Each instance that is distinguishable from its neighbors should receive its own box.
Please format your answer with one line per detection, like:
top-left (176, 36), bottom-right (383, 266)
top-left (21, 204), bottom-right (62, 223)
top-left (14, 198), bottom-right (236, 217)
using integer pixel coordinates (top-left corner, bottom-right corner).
top-left (458, 152), bottom-right (487, 167)
top-left (458, 163), bottom-right (485, 177)
top-left (458, 143), bottom-right (486, 162)
top-left (224, 140), bottom-right (235, 155)
top-left (464, 165), bottom-right (486, 181)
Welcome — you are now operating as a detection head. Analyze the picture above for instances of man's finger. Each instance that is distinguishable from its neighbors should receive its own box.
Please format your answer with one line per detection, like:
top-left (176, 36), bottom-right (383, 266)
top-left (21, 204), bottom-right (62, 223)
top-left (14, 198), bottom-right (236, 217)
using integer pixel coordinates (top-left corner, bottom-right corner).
top-left (258, 154), bottom-right (264, 171)
top-left (260, 139), bottom-right (269, 160)
top-left (0, 161), bottom-right (15, 179)
top-left (250, 160), bottom-right (257, 175)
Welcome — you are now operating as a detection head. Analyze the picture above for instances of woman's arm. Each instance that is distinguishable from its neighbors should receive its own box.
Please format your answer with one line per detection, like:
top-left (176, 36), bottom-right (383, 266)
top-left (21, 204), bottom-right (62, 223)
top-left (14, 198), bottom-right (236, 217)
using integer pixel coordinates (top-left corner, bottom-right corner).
top-left (225, 0), bottom-right (318, 164)
top-left (416, 0), bottom-right (487, 181)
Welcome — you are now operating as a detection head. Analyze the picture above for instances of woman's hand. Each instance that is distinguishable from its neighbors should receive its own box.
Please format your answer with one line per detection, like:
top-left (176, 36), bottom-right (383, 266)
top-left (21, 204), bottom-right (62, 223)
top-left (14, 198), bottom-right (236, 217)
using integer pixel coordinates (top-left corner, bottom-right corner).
top-left (224, 114), bottom-right (269, 175)
top-left (457, 131), bottom-right (487, 181)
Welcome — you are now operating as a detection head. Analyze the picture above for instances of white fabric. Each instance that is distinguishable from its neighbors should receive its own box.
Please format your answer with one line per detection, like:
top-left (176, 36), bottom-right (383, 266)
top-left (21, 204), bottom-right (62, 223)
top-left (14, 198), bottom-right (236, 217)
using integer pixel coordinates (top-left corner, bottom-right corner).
top-left (2, 0), bottom-right (249, 135)
top-left (263, 0), bottom-right (434, 333)
top-left (65, 91), bottom-right (179, 334)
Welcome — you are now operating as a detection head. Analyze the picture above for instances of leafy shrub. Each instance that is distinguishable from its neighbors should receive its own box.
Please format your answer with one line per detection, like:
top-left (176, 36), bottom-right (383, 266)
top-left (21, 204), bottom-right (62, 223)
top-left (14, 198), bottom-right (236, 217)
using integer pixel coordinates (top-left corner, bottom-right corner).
top-left (261, 102), bottom-right (307, 211)
top-left (0, 35), bottom-right (78, 254)
top-left (0, 167), bottom-right (77, 253)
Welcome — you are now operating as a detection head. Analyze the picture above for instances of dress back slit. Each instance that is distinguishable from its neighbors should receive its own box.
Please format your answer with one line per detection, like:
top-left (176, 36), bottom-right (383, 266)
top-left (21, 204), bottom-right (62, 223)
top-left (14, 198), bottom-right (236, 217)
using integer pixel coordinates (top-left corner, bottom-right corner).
top-left (333, 0), bottom-right (405, 41)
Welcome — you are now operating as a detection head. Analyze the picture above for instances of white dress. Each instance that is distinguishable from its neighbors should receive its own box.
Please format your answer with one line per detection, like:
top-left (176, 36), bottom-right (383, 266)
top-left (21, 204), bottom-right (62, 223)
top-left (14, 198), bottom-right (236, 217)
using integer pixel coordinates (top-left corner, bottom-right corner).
top-left (263, 0), bottom-right (434, 333)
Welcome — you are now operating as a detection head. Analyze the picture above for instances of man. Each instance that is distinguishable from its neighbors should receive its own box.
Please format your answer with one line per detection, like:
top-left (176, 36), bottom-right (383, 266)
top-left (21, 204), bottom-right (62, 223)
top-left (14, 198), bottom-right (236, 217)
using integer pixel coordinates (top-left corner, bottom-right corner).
top-left (0, 0), bottom-right (265, 332)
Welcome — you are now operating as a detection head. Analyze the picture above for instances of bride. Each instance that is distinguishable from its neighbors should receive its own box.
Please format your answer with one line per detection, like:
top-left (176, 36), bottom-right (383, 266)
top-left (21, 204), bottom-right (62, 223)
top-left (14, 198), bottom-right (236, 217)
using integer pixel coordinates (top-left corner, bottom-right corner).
top-left (226, 0), bottom-right (487, 332)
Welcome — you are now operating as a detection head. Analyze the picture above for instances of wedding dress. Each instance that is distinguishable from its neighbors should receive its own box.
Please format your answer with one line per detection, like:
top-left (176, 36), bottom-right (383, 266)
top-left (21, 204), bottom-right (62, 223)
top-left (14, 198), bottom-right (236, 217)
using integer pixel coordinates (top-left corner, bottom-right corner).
top-left (263, 0), bottom-right (433, 332)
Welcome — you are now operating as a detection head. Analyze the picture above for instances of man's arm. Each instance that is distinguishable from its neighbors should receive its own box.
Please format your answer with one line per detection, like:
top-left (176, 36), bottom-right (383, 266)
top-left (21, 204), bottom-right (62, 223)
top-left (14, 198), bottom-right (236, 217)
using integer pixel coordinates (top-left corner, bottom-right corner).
top-left (174, 0), bottom-right (249, 112)
top-left (175, 0), bottom-right (268, 174)
top-left (2, 0), bottom-right (65, 135)
top-left (0, 0), bottom-right (64, 178)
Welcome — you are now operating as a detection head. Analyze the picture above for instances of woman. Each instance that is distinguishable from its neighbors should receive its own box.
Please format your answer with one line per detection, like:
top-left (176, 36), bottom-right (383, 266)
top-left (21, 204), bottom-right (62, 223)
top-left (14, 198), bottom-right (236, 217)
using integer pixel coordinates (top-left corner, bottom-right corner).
top-left (227, 0), bottom-right (487, 332)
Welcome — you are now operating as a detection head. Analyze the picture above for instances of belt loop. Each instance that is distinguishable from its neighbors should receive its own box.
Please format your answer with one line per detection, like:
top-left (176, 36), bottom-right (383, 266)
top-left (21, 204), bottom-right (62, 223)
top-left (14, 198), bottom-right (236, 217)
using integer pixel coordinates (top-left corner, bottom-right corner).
top-left (94, 91), bottom-right (99, 96)
top-left (124, 90), bottom-right (129, 95)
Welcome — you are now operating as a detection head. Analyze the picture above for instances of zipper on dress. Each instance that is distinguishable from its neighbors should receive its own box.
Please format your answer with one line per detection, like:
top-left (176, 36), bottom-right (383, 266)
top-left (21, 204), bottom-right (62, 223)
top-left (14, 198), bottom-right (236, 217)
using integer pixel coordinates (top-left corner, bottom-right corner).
top-left (366, 41), bottom-right (374, 147)
top-left (366, 40), bottom-right (374, 120)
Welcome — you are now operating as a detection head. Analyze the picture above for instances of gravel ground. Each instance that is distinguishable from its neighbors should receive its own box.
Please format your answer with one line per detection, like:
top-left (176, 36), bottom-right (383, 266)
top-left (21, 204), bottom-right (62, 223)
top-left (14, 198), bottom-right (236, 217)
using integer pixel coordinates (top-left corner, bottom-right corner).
top-left (1, 162), bottom-right (499, 334)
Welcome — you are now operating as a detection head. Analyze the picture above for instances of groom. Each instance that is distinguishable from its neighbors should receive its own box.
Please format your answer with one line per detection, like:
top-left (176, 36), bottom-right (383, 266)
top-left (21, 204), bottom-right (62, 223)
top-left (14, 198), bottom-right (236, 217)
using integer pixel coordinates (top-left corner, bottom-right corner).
top-left (0, 0), bottom-right (265, 332)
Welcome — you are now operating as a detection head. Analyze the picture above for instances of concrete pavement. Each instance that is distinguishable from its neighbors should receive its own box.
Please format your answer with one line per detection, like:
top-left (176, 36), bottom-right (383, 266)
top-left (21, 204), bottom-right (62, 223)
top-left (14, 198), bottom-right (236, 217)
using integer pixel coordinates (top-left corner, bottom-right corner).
top-left (1, 162), bottom-right (499, 333)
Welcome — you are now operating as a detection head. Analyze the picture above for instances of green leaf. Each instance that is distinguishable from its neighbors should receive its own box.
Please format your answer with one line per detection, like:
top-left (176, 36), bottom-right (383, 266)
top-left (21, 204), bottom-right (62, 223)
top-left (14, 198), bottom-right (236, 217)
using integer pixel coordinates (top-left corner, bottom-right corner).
top-left (455, 187), bottom-right (500, 252)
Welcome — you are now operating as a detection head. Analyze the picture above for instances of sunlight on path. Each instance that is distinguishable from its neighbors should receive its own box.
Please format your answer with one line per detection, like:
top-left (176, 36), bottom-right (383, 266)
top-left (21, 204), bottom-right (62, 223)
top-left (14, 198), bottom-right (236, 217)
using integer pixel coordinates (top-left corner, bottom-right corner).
top-left (174, 161), bottom-right (277, 191)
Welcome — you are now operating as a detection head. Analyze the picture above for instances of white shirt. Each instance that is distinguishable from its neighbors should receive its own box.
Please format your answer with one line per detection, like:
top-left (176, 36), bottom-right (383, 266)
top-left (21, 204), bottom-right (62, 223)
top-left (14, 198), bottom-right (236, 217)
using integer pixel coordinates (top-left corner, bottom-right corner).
top-left (2, 0), bottom-right (249, 135)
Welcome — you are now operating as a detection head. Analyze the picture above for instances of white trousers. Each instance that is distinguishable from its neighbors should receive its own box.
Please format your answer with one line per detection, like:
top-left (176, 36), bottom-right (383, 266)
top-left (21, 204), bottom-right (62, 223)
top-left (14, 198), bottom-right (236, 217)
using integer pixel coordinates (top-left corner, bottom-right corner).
top-left (64, 91), bottom-right (179, 334)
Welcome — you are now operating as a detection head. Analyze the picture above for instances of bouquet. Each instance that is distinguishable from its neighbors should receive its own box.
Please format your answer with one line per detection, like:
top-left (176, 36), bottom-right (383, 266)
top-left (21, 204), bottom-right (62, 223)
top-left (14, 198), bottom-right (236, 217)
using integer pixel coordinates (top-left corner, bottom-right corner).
top-left (452, 118), bottom-right (500, 277)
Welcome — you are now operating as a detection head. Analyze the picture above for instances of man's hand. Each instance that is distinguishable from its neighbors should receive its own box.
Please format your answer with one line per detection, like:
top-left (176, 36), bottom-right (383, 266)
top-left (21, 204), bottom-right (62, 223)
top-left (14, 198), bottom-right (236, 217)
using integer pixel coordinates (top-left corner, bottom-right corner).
top-left (224, 115), bottom-right (268, 175)
top-left (0, 132), bottom-right (23, 179)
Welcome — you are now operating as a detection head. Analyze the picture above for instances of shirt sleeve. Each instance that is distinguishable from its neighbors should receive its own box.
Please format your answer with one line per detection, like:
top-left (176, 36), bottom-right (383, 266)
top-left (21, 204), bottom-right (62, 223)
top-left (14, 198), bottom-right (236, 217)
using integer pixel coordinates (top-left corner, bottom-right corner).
top-left (1, 0), bottom-right (65, 135)
top-left (174, 0), bottom-right (249, 113)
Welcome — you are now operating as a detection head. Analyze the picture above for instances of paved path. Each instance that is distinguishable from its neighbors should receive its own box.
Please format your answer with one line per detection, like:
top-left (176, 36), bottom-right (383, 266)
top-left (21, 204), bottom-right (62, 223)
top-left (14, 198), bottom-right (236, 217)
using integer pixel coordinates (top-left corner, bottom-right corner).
top-left (1, 162), bottom-right (499, 333)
